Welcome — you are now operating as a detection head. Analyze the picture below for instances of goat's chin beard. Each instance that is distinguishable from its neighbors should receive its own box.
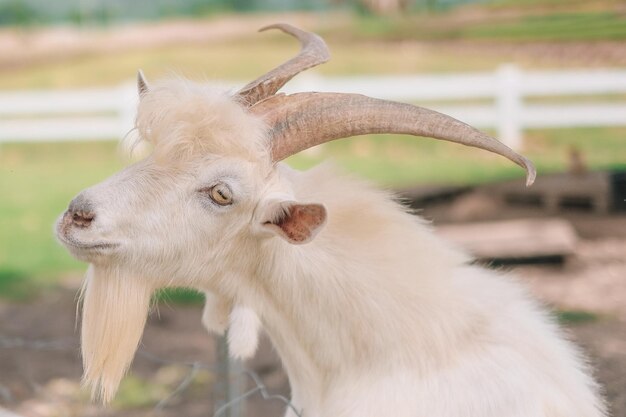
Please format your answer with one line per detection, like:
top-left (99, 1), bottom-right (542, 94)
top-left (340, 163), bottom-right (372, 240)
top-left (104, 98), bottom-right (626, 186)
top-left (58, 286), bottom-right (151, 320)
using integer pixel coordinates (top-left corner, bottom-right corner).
top-left (79, 264), bottom-right (154, 404)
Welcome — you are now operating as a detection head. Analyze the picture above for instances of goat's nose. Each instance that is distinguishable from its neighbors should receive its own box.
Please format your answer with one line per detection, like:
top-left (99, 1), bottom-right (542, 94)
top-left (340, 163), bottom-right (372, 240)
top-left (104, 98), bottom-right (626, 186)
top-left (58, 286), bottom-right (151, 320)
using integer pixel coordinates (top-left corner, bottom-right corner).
top-left (67, 195), bottom-right (96, 228)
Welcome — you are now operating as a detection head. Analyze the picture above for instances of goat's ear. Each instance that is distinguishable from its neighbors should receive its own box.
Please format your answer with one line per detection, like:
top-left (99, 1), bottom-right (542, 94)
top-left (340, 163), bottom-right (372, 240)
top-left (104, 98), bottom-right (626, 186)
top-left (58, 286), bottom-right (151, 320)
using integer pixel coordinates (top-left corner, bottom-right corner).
top-left (137, 69), bottom-right (149, 97)
top-left (257, 200), bottom-right (327, 244)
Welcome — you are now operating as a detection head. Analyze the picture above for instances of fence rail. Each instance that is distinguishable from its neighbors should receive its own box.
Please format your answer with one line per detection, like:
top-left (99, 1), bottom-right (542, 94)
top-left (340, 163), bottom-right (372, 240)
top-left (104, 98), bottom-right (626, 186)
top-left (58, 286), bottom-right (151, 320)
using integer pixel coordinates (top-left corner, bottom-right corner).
top-left (1, 65), bottom-right (625, 149)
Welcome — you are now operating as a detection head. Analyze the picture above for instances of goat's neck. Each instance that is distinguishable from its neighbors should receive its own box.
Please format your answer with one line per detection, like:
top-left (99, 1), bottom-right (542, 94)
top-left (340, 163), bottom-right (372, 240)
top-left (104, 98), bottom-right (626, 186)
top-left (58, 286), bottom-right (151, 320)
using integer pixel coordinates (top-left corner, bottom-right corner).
top-left (245, 200), bottom-right (476, 403)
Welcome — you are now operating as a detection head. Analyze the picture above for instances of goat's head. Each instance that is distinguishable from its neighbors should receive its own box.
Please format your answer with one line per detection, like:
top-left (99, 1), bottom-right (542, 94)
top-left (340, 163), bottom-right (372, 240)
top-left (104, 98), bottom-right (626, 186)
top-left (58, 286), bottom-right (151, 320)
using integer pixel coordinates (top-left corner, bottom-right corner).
top-left (55, 24), bottom-right (536, 403)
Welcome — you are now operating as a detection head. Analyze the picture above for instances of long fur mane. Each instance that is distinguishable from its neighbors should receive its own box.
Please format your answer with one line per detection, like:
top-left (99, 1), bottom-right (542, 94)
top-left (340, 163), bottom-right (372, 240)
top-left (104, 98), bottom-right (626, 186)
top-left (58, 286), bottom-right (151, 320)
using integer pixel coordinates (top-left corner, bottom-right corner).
top-left (135, 79), bottom-right (269, 163)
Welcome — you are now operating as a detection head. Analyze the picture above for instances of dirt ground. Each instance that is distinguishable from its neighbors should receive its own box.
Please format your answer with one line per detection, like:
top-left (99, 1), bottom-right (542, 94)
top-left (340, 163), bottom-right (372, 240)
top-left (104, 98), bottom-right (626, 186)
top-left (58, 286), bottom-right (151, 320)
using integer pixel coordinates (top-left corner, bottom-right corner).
top-left (1, 213), bottom-right (625, 416)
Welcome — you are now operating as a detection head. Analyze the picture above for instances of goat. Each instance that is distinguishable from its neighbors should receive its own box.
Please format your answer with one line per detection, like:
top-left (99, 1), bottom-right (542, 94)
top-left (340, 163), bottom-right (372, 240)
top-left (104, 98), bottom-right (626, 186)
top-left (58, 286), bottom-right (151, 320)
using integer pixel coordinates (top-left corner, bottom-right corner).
top-left (56, 24), bottom-right (606, 417)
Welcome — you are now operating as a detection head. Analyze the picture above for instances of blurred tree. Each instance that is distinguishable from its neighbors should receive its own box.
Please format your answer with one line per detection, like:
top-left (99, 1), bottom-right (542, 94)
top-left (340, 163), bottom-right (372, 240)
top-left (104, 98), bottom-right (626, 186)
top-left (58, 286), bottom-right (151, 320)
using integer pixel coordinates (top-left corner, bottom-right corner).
top-left (0, 0), bottom-right (39, 25)
top-left (232, 0), bottom-right (257, 11)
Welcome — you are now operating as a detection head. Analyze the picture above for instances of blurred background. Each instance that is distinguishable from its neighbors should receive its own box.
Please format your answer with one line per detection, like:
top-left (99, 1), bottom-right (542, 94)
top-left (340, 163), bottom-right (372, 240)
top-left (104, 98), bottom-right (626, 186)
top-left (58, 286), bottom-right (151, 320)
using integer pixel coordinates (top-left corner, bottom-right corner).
top-left (0, 0), bottom-right (625, 416)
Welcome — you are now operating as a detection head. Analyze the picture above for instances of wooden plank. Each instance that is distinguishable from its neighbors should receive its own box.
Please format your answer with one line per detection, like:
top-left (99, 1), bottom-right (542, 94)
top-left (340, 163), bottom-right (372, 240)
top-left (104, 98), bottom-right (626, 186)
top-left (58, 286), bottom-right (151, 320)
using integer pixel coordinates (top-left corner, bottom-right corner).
top-left (488, 172), bottom-right (611, 214)
top-left (396, 185), bottom-right (471, 208)
top-left (437, 218), bottom-right (578, 260)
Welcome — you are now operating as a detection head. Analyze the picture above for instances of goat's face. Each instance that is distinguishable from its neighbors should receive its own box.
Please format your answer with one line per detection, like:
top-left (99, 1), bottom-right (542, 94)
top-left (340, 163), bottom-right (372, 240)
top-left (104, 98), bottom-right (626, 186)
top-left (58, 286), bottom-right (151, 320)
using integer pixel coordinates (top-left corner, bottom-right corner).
top-left (57, 154), bottom-right (270, 283)
top-left (56, 80), bottom-right (328, 288)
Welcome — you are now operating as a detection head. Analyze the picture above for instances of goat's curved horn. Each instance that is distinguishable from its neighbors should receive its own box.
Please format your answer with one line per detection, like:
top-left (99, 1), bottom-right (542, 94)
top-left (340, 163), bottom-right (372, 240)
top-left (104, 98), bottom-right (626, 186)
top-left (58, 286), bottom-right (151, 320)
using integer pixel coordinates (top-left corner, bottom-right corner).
top-left (251, 92), bottom-right (536, 186)
top-left (137, 69), bottom-right (149, 96)
top-left (236, 23), bottom-right (330, 107)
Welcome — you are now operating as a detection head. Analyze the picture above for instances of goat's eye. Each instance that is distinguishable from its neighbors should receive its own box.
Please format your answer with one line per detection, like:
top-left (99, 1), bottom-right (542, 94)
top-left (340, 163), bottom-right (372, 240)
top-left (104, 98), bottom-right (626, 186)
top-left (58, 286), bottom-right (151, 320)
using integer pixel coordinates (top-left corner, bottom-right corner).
top-left (207, 183), bottom-right (233, 206)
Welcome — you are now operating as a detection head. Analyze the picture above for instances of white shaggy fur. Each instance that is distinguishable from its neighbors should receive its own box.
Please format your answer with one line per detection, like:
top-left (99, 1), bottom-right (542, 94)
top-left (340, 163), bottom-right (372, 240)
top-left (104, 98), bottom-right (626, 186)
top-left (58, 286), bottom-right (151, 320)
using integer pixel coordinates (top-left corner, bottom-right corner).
top-left (202, 291), bottom-right (261, 359)
top-left (57, 78), bottom-right (607, 416)
top-left (227, 305), bottom-right (261, 360)
top-left (201, 291), bottom-right (230, 334)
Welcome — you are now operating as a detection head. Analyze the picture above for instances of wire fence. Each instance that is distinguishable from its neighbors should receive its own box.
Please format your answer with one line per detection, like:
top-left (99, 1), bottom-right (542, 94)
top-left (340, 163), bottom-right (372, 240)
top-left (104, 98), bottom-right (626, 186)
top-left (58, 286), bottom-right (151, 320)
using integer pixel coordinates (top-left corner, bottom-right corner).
top-left (0, 333), bottom-right (298, 417)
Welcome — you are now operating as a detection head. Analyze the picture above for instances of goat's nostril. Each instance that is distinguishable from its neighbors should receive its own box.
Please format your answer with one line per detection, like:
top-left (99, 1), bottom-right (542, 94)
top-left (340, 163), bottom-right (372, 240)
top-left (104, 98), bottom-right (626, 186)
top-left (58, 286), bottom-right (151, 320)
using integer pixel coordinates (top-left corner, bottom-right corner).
top-left (71, 210), bottom-right (95, 228)
top-left (67, 194), bottom-right (95, 228)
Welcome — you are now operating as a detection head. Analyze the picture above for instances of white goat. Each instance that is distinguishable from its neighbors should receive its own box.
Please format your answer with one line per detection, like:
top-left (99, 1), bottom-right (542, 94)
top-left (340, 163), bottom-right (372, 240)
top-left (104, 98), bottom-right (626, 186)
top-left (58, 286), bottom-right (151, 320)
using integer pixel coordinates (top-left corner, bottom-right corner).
top-left (56, 24), bottom-right (607, 417)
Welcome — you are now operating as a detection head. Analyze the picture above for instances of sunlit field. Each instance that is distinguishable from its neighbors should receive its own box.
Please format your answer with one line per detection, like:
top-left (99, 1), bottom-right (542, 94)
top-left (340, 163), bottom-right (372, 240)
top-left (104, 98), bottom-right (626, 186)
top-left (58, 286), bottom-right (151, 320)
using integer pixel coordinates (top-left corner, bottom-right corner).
top-left (0, 39), bottom-right (520, 90)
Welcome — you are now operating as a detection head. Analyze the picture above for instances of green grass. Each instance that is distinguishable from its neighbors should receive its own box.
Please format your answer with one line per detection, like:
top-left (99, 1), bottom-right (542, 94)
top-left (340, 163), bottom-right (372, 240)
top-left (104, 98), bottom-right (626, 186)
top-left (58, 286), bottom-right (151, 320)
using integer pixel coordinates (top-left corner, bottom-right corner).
top-left (336, 10), bottom-right (626, 43)
top-left (0, 38), bottom-right (507, 91)
top-left (0, 268), bottom-right (34, 301)
top-left (154, 287), bottom-right (205, 306)
top-left (287, 127), bottom-right (626, 185)
top-left (1, 126), bottom-right (625, 300)
top-left (556, 309), bottom-right (599, 325)
top-left (487, 0), bottom-right (624, 9)
top-left (465, 12), bottom-right (626, 42)
top-left (0, 141), bottom-right (124, 296)
top-left (111, 375), bottom-right (169, 409)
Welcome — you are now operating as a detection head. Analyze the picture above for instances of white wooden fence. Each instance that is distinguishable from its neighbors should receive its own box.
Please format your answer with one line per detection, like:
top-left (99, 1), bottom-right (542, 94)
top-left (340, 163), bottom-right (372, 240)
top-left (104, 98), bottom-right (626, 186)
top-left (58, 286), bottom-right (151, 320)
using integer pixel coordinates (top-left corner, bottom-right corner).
top-left (1, 64), bottom-right (625, 150)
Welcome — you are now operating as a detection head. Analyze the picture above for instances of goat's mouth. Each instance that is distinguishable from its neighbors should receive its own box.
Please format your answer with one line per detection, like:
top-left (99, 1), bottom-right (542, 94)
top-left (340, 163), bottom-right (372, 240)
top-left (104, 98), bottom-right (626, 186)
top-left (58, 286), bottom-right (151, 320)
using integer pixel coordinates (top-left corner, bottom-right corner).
top-left (58, 236), bottom-right (120, 262)
top-left (62, 238), bottom-right (119, 251)
top-left (58, 233), bottom-right (119, 250)
top-left (56, 222), bottom-right (119, 260)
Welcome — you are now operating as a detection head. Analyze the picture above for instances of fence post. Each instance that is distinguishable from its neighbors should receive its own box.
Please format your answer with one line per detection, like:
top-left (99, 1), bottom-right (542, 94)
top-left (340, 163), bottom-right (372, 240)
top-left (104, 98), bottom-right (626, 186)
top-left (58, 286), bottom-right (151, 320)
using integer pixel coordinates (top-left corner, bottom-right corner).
top-left (496, 64), bottom-right (523, 150)
top-left (214, 334), bottom-right (245, 417)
